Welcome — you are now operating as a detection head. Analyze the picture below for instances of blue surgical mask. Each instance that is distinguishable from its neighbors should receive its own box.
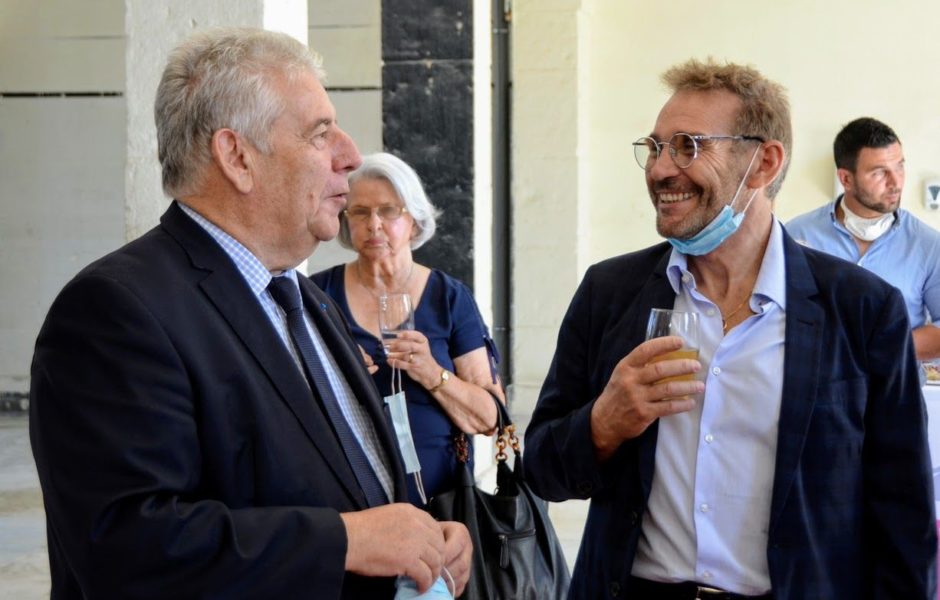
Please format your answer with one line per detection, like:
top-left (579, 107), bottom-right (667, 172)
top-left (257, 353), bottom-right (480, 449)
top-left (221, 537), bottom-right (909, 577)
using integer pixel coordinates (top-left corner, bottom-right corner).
top-left (384, 390), bottom-right (428, 504)
top-left (395, 575), bottom-right (455, 600)
top-left (666, 146), bottom-right (761, 256)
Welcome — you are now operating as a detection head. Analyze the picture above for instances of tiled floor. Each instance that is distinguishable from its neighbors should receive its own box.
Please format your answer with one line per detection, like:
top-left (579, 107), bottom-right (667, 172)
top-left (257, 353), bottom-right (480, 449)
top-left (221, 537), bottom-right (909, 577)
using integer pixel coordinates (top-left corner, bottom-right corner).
top-left (0, 414), bottom-right (588, 598)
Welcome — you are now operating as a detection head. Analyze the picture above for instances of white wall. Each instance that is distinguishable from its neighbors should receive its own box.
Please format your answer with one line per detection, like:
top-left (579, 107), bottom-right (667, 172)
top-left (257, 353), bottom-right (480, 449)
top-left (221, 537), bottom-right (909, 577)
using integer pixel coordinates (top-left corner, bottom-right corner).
top-left (0, 0), bottom-right (126, 393)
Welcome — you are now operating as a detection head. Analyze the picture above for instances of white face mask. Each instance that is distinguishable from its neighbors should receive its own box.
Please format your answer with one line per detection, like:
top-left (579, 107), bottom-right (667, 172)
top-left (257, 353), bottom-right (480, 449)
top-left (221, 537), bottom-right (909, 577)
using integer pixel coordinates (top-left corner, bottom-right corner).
top-left (841, 197), bottom-right (895, 241)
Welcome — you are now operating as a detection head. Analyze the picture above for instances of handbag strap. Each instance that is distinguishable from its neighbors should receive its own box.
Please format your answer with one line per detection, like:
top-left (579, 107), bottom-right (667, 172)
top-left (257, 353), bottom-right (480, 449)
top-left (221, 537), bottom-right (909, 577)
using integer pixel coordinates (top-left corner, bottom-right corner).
top-left (452, 391), bottom-right (516, 465)
top-left (490, 392), bottom-right (520, 463)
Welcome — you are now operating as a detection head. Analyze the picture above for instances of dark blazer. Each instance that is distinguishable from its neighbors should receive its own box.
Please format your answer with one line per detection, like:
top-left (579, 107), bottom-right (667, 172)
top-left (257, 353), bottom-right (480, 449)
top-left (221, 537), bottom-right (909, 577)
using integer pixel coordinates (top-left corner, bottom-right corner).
top-left (524, 230), bottom-right (937, 599)
top-left (30, 202), bottom-right (408, 599)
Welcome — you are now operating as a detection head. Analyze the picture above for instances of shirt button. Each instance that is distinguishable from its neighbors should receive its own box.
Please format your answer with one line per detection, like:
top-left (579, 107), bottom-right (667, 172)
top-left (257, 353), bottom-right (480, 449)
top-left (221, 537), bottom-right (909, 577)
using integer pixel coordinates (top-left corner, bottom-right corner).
top-left (682, 274), bottom-right (692, 283)
top-left (704, 434), bottom-right (714, 443)
top-left (700, 503), bottom-right (709, 513)
top-left (702, 571), bottom-right (712, 580)
top-left (706, 308), bottom-right (716, 317)
top-left (711, 366), bottom-right (721, 375)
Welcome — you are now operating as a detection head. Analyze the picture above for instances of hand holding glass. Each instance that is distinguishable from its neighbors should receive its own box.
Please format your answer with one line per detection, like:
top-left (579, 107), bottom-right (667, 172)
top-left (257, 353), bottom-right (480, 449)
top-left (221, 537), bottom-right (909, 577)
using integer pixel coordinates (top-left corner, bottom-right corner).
top-left (645, 309), bottom-right (700, 383)
top-left (378, 292), bottom-right (415, 354)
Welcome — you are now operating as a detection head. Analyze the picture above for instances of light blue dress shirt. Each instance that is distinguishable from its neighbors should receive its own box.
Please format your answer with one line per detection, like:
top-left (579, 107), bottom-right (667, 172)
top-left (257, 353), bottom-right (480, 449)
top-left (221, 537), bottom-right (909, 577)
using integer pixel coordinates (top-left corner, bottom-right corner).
top-left (786, 197), bottom-right (940, 329)
top-left (178, 202), bottom-right (394, 500)
top-left (631, 219), bottom-right (787, 595)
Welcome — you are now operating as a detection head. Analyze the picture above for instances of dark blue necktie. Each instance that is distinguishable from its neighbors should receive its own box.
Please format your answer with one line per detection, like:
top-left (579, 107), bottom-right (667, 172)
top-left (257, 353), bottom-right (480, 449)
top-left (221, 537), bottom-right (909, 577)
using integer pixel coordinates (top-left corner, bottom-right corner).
top-left (268, 276), bottom-right (389, 507)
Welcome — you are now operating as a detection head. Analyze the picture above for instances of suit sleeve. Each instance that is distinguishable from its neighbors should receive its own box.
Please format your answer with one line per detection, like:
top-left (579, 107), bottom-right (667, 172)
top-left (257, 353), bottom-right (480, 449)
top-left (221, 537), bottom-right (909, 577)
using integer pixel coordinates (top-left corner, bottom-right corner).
top-left (524, 268), bottom-right (629, 502)
top-left (30, 274), bottom-right (350, 600)
top-left (863, 285), bottom-right (938, 597)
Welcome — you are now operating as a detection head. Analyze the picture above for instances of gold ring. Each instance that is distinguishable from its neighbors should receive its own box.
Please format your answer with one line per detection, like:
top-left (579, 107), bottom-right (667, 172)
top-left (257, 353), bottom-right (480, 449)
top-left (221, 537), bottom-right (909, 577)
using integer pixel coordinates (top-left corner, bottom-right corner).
top-left (409, 352), bottom-right (414, 362)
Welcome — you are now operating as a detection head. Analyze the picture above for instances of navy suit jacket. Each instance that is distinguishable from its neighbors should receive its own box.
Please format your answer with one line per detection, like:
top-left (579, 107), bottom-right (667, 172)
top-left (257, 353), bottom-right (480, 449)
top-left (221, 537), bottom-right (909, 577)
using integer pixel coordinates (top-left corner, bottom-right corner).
top-left (524, 230), bottom-right (937, 599)
top-left (30, 202), bottom-right (407, 599)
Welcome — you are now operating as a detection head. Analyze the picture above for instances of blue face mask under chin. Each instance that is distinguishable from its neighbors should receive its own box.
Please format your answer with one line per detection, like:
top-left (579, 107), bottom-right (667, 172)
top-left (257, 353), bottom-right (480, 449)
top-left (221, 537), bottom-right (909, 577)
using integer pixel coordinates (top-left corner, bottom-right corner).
top-left (665, 145), bottom-right (761, 256)
top-left (667, 204), bottom-right (746, 256)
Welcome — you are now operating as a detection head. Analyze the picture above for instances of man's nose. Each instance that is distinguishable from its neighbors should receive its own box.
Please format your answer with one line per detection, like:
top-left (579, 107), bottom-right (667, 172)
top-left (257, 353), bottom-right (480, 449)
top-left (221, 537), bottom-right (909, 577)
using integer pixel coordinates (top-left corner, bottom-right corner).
top-left (334, 126), bottom-right (362, 173)
top-left (887, 170), bottom-right (904, 191)
top-left (648, 148), bottom-right (680, 180)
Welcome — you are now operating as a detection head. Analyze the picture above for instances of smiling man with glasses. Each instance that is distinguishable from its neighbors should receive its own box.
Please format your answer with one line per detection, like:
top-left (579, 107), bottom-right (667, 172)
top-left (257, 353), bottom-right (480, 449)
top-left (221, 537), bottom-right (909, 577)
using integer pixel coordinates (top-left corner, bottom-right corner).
top-left (524, 58), bottom-right (936, 599)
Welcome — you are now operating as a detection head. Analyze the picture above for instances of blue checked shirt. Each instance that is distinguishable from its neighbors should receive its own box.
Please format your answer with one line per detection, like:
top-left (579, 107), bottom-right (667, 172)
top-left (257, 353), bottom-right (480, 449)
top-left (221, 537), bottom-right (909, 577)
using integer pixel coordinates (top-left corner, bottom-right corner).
top-left (178, 202), bottom-right (394, 501)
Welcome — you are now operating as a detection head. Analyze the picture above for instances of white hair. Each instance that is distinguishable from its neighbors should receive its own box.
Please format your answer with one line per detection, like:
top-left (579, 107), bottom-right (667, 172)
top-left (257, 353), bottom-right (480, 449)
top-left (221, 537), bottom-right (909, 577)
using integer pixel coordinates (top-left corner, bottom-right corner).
top-left (155, 27), bottom-right (325, 198)
top-left (338, 152), bottom-right (441, 250)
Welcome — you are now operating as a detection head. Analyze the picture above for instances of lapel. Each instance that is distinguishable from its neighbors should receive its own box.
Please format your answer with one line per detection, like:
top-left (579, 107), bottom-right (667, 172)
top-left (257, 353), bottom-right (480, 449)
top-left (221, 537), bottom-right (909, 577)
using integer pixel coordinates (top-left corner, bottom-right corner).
top-left (767, 233), bottom-right (824, 536)
top-left (299, 277), bottom-right (409, 501)
top-left (631, 248), bottom-right (677, 497)
top-left (160, 203), bottom-right (368, 507)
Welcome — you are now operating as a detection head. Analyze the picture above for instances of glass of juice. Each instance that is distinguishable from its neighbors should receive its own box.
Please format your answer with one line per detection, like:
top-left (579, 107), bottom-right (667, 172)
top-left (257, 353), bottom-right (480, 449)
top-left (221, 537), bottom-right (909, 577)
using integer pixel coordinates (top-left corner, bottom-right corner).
top-left (645, 308), bottom-right (700, 383)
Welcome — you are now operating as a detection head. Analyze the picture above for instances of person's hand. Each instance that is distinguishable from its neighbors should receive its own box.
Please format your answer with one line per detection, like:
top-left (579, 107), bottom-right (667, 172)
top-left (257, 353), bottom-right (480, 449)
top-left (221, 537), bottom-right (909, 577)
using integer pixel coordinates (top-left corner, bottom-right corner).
top-left (590, 335), bottom-right (704, 461)
top-left (340, 503), bottom-right (446, 593)
top-left (440, 521), bottom-right (472, 596)
top-left (358, 344), bottom-right (379, 374)
top-left (385, 330), bottom-right (441, 390)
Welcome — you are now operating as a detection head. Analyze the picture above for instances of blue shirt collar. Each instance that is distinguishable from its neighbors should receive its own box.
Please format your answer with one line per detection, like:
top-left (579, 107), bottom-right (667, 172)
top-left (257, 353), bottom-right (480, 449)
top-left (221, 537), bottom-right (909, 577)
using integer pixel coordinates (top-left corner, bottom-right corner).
top-left (666, 218), bottom-right (787, 310)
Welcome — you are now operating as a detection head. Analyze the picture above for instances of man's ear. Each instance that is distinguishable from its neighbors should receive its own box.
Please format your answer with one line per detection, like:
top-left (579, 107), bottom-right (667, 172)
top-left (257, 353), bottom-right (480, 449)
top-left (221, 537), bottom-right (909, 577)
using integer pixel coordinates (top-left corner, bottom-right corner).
top-left (837, 168), bottom-right (853, 192)
top-left (747, 140), bottom-right (785, 190)
top-left (211, 129), bottom-right (254, 194)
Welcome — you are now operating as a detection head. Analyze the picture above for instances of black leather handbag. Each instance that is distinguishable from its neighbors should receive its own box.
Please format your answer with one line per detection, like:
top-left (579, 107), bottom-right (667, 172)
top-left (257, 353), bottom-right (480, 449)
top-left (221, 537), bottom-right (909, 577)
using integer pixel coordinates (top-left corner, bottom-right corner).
top-left (428, 396), bottom-right (571, 600)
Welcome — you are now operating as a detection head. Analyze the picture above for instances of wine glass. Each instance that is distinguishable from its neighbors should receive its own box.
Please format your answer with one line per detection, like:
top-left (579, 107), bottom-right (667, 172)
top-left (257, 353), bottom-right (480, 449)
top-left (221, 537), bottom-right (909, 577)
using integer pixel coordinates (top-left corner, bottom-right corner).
top-left (378, 292), bottom-right (415, 354)
top-left (645, 308), bottom-right (700, 383)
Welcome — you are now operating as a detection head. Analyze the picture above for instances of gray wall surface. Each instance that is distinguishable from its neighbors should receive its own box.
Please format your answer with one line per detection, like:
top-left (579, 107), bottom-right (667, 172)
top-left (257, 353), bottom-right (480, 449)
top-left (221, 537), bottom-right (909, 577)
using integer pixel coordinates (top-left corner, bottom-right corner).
top-left (0, 0), bottom-right (126, 394)
top-left (0, 0), bottom-right (384, 394)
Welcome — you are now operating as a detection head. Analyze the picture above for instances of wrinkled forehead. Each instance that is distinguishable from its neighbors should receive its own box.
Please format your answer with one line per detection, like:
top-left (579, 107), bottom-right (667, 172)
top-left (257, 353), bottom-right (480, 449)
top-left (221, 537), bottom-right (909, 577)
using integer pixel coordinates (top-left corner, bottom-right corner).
top-left (651, 89), bottom-right (743, 139)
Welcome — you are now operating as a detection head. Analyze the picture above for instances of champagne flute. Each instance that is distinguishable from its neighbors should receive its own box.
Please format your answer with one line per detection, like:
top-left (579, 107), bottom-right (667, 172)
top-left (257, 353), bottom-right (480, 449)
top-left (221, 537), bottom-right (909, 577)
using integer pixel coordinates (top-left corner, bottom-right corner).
top-left (378, 292), bottom-right (415, 354)
top-left (645, 308), bottom-right (700, 383)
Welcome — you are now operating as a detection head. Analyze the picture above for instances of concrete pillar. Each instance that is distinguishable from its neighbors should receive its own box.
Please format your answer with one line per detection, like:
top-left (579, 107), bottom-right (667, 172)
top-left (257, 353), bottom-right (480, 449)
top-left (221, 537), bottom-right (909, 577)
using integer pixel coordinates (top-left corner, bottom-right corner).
top-left (510, 0), bottom-right (590, 429)
top-left (124, 0), bottom-right (308, 241)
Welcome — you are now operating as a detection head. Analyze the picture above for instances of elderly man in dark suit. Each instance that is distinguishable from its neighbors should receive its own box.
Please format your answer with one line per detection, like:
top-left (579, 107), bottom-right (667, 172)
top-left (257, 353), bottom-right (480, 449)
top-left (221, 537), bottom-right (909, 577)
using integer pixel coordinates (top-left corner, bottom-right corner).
top-left (29, 27), bottom-right (470, 599)
top-left (524, 58), bottom-right (937, 599)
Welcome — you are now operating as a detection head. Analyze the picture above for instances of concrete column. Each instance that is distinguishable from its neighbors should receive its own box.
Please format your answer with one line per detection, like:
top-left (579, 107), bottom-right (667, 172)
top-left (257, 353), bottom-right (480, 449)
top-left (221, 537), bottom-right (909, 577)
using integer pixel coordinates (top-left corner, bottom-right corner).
top-left (124, 0), bottom-right (308, 241)
top-left (510, 0), bottom-right (590, 429)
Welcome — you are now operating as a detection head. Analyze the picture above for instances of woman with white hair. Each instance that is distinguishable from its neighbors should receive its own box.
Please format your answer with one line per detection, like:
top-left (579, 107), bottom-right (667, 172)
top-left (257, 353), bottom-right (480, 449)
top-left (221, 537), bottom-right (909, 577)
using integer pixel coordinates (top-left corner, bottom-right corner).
top-left (312, 152), bottom-right (504, 506)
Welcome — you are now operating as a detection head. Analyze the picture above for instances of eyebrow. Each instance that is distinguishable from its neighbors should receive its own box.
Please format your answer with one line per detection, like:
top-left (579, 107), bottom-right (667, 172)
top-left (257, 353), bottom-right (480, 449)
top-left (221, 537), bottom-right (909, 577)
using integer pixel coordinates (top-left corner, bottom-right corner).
top-left (304, 117), bottom-right (334, 136)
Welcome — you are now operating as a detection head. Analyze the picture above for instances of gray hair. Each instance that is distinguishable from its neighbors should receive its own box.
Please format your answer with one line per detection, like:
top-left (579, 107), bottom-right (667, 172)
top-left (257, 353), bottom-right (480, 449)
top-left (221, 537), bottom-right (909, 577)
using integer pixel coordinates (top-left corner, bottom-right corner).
top-left (155, 27), bottom-right (325, 198)
top-left (338, 153), bottom-right (440, 250)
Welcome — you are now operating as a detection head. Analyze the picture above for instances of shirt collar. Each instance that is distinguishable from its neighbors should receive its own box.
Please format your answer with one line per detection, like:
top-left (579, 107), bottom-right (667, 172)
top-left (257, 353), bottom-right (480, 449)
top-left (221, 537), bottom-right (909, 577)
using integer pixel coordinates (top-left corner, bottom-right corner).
top-left (666, 218), bottom-right (787, 310)
top-left (176, 201), bottom-right (295, 296)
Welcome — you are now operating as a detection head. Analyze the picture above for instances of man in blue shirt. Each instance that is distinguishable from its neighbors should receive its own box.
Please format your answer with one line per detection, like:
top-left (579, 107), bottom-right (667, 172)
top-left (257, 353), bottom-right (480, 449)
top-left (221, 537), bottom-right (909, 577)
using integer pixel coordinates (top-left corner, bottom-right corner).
top-left (524, 61), bottom-right (936, 599)
top-left (787, 117), bottom-right (940, 363)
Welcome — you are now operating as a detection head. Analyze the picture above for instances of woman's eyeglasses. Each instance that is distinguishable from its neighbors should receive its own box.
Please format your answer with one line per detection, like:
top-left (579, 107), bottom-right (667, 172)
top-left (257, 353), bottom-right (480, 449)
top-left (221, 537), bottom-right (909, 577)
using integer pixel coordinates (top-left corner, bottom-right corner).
top-left (344, 205), bottom-right (409, 222)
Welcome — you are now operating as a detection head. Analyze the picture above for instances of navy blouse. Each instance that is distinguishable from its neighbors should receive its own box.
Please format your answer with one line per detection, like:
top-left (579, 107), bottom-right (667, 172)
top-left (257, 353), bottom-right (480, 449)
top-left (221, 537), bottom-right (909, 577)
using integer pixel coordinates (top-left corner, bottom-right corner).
top-left (311, 265), bottom-right (489, 505)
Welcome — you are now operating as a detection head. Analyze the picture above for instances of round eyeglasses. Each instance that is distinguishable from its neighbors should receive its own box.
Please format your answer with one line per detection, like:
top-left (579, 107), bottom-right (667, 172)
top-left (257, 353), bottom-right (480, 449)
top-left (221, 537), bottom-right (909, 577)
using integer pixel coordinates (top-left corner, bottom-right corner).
top-left (632, 133), bottom-right (764, 170)
top-left (343, 205), bottom-right (409, 222)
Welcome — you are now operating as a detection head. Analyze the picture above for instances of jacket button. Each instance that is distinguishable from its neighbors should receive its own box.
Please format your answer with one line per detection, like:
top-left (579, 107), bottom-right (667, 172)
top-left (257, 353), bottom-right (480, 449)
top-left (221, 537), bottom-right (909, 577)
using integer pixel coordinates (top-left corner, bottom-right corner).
top-left (577, 481), bottom-right (593, 495)
top-left (609, 581), bottom-right (621, 597)
top-left (629, 510), bottom-right (638, 525)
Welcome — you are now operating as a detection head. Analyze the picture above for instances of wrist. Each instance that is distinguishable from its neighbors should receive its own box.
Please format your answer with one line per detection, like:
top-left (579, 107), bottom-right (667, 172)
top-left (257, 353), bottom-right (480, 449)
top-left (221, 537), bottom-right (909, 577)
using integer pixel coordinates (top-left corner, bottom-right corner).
top-left (590, 399), bottom-right (620, 460)
top-left (429, 368), bottom-right (451, 393)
